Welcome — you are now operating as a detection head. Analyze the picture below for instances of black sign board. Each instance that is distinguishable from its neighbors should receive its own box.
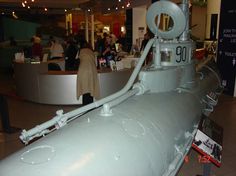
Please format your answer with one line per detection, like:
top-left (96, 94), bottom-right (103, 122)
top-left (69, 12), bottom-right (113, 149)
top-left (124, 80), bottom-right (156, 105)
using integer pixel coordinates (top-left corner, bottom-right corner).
top-left (217, 0), bottom-right (236, 96)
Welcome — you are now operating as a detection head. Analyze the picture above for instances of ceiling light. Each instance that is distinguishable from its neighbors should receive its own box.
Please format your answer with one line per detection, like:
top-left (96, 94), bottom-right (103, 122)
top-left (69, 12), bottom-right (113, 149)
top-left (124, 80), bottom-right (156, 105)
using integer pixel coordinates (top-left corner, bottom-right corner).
top-left (73, 7), bottom-right (81, 11)
top-left (24, 1), bottom-right (27, 3)
top-left (108, 8), bottom-right (110, 11)
top-left (22, 2), bottom-right (26, 7)
top-left (122, 6), bottom-right (125, 9)
top-left (12, 11), bottom-right (18, 19)
top-left (31, 0), bottom-right (34, 2)
top-left (28, 6), bottom-right (30, 9)
top-left (44, 8), bottom-right (48, 11)
top-left (115, 7), bottom-right (118, 10)
top-left (88, 9), bottom-right (91, 12)
top-left (64, 9), bottom-right (67, 12)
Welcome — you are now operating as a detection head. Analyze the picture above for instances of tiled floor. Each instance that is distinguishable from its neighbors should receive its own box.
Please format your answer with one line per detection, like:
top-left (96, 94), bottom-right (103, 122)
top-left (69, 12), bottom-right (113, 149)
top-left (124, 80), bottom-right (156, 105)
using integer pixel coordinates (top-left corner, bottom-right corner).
top-left (0, 71), bottom-right (235, 176)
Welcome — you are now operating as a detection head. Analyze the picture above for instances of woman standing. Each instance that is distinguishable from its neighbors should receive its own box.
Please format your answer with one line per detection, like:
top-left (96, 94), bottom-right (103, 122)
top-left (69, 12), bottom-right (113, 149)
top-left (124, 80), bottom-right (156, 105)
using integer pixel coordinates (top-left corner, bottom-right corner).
top-left (77, 40), bottom-right (100, 105)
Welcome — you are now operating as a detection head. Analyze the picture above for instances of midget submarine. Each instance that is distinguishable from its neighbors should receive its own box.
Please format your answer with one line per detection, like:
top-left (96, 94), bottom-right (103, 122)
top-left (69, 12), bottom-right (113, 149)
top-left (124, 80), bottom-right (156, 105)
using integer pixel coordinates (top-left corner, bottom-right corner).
top-left (0, 0), bottom-right (222, 176)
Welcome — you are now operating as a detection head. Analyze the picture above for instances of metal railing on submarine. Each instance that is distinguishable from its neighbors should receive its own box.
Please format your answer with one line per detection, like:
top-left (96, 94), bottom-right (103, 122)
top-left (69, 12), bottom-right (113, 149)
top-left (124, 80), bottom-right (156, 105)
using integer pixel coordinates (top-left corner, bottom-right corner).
top-left (19, 38), bottom-right (155, 144)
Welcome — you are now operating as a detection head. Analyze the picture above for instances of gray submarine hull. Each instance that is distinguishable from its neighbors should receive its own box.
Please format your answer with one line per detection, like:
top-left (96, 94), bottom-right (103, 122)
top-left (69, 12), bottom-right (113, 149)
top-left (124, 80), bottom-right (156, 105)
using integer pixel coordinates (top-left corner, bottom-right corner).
top-left (0, 66), bottom-right (219, 176)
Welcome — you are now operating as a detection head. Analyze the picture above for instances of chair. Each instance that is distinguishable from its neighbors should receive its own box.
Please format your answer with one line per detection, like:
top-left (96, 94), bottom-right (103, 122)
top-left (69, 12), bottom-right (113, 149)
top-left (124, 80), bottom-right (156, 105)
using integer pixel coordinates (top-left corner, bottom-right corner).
top-left (48, 63), bottom-right (61, 71)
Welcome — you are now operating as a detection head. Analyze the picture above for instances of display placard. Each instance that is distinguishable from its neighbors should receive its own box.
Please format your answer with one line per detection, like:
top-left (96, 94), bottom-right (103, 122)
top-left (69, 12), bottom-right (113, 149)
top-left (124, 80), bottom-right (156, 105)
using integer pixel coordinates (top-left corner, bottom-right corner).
top-left (192, 116), bottom-right (223, 167)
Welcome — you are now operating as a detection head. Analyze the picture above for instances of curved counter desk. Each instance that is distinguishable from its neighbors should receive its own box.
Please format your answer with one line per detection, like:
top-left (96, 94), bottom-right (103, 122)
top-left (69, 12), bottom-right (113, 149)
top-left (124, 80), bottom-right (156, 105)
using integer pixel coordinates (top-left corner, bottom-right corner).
top-left (14, 61), bottom-right (133, 105)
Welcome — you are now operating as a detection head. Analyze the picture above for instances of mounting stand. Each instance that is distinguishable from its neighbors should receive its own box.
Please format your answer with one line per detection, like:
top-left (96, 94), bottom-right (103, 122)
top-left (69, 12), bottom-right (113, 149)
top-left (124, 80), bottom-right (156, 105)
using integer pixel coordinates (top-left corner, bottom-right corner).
top-left (192, 115), bottom-right (223, 176)
top-left (0, 94), bottom-right (21, 133)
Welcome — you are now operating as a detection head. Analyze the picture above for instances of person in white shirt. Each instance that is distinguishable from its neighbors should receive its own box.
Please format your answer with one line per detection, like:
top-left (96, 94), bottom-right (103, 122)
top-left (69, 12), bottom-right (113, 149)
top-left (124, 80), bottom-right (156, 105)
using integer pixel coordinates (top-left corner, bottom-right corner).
top-left (49, 39), bottom-right (64, 60)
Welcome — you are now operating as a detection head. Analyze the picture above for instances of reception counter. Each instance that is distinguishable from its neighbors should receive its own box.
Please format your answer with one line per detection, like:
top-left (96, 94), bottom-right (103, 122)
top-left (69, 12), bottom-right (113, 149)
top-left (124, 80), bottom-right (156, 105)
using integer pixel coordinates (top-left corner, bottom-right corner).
top-left (14, 61), bottom-right (133, 105)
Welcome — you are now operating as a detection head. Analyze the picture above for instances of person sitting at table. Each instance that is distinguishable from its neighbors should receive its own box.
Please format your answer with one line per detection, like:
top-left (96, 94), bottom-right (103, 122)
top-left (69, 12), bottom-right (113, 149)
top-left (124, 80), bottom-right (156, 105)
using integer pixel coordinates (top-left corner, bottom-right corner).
top-left (77, 40), bottom-right (100, 105)
top-left (49, 39), bottom-right (64, 60)
top-left (102, 35), bottom-right (117, 67)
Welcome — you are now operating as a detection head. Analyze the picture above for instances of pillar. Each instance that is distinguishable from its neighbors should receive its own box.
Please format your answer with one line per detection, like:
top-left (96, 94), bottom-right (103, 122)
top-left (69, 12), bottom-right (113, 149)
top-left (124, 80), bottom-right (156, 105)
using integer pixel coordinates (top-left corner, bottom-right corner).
top-left (205, 0), bottom-right (221, 40)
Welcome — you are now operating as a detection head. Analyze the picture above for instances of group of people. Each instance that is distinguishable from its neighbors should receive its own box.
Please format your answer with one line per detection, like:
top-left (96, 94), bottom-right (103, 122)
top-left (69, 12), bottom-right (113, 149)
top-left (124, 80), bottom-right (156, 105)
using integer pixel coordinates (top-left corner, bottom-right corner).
top-left (22, 34), bottom-right (99, 106)
top-left (94, 32), bottom-right (127, 67)
top-left (28, 32), bottom-right (128, 70)
top-left (47, 35), bottom-right (79, 71)
top-left (25, 31), bottom-right (151, 106)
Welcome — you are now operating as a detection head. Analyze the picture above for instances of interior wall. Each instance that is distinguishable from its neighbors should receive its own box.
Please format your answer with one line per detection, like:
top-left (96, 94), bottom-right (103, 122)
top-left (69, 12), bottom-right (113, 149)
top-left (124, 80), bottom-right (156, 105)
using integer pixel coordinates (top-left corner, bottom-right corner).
top-left (170, 0), bottom-right (207, 41)
top-left (132, 6), bottom-right (147, 48)
top-left (205, 0), bottom-right (221, 40)
top-left (2, 17), bottom-right (40, 41)
top-left (191, 5), bottom-right (207, 41)
top-left (72, 12), bottom-right (126, 37)
top-left (140, 0), bottom-right (208, 42)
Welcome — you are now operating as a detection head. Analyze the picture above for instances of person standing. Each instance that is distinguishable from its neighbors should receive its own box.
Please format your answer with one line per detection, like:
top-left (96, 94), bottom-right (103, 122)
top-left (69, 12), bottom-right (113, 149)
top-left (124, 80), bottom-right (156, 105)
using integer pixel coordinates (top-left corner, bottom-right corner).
top-left (102, 35), bottom-right (117, 67)
top-left (49, 39), bottom-right (64, 60)
top-left (64, 37), bottom-right (78, 71)
top-left (77, 40), bottom-right (100, 105)
top-left (140, 32), bottom-right (150, 52)
top-left (31, 36), bottom-right (43, 60)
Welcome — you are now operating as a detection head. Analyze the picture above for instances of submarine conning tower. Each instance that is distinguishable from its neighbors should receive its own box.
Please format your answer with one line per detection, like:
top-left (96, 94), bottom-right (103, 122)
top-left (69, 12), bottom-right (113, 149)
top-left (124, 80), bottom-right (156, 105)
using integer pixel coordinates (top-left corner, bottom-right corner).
top-left (136, 0), bottom-right (197, 94)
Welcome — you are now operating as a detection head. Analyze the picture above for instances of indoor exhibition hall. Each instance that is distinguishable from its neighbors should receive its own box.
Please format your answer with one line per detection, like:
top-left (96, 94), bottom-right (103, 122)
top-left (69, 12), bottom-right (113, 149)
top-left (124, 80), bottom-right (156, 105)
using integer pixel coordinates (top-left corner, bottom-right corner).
top-left (0, 0), bottom-right (236, 176)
